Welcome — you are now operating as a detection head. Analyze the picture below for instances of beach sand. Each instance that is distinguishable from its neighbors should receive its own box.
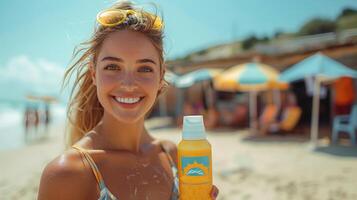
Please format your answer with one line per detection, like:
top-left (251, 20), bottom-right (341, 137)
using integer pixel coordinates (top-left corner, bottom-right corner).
top-left (1, 117), bottom-right (357, 200)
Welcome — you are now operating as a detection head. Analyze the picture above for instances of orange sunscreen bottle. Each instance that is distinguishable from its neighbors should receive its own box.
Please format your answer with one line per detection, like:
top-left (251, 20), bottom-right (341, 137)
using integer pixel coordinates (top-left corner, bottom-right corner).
top-left (178, 115), bottom-right (212, 199)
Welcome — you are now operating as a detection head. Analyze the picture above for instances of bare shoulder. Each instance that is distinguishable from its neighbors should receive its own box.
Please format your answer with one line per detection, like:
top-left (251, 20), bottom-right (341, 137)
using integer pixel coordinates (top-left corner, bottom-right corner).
top-left (37, 149), bottom-right (96, 200)
top-left (160, 139), bottom-right (178, 165)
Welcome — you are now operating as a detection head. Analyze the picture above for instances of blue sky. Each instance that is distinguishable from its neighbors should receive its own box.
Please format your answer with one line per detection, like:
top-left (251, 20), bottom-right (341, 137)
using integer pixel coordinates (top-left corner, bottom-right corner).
top-left (0, 0), bottom-right (356, 66)
top-left (0, 0), bottom-right (356, 102)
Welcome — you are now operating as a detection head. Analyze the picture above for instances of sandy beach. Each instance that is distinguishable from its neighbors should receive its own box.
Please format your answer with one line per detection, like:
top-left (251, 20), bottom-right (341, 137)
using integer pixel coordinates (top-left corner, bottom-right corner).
top-left (1, 117), bottom-right (357, 200)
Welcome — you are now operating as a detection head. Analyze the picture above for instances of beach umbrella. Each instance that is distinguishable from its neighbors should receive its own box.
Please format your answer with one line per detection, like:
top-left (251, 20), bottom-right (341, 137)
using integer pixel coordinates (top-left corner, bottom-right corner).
top-left (214, 62), bottom-right (288, 92)
top-left (213, 62), bottom-right (288, 134)
top-left (280, 52), bottom-right (357, 82)
top-left (174, 68), bottom-right (222, 119)
top-left (26, 95), bottom-right (58, 103)
top-left (280, 52), bottom-right (357, 148)
top-left (164, 70), bottom-right (178, 85)
top-left (174, 68), bottom-right (222, 88)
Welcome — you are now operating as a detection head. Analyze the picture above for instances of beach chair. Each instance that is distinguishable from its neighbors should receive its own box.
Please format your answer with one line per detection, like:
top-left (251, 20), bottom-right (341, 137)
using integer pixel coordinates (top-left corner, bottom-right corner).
top-left (279, 106), bottom-right (302, 132)
top-left (332, 104), bottom-right (357, 145)
top-left (258, 104), bottom-right (279, 134)
top-left (259, 104), bottom-right (279, 124)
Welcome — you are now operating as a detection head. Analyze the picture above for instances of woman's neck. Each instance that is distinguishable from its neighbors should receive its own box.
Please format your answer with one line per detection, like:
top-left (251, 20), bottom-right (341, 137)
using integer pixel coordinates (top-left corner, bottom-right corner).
top-left (92, 112), bottom-right (153, 154)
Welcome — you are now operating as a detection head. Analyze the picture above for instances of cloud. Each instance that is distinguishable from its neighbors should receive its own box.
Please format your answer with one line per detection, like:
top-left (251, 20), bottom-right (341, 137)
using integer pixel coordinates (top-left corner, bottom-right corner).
top-left (0, 55), bottom-right (67, 103)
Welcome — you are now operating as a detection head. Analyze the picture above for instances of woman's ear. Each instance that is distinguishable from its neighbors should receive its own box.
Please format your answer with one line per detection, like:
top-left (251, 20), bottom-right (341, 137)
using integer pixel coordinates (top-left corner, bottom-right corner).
top-left (160, 67), bottom-right (166, 82)
top-left (157, 67), bottom-right (166, 96)
top-left (160, 68), bottom-right (166, 88)
top-left (157, 81), bottom-right (163, 96)
top-left (159, 78), bottom-right (165, 88)
top-left (89, 62), bottom-right (97, 86)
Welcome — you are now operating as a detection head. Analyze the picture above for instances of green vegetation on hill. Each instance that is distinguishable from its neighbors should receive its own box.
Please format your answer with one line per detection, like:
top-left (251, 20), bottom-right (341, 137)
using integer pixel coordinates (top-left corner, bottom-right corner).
top-left (298, 8), bottom-right (357, 35)
top-left (242, 35), bottom-right (269, 50)
top-left (298, 18), bottom-right (336, 36)
top-left (241, 7), bottom-right (357, 49)
top-left (337, 14), bottom-right (357, 30)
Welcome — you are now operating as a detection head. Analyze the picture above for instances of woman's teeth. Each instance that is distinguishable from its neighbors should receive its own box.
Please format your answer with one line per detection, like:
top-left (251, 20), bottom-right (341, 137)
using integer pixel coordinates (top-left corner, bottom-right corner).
top-left (114, 97), bottom-right (142, 104)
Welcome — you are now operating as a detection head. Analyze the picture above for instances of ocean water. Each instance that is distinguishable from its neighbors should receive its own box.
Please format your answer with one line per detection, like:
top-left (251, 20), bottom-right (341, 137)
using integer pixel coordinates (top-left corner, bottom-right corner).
top-left (0, 102), bottom-right (66, 151)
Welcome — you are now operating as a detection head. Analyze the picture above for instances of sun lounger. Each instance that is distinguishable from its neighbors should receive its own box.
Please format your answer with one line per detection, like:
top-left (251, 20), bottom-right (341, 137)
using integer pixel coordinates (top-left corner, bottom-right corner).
top-left (279, 106), bottom-right (302, 132)
top-left (332, 104), bottom-right (357, 145)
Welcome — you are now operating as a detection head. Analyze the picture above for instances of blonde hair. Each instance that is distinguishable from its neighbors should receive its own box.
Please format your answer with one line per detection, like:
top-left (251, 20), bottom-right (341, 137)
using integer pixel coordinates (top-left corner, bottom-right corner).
top-left (62, 0), bottom-right (167, 148)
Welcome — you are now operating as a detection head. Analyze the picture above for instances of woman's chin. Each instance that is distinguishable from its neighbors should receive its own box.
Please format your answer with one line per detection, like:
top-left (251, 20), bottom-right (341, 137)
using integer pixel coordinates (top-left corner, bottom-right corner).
top-left (108, 109), bottom-right (146, 123)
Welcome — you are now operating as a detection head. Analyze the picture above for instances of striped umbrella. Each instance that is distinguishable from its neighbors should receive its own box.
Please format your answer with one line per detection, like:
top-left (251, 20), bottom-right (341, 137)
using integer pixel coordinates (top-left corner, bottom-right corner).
top-left (213, 62), bottom-right (288, 91)
top-left (213, 62), bottom-right (288, 134)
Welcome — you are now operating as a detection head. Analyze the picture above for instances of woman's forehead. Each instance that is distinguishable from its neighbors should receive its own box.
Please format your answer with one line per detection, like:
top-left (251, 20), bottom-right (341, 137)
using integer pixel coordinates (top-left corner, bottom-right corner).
top-left (98, 30), bottom-right (159, 62)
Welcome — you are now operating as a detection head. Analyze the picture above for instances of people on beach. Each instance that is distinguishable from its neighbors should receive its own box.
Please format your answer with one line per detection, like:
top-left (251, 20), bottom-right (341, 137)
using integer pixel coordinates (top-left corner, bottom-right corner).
top-left (43, 103), bottom-right (51, 133)
top-left (24, 102), bottom-right (52, 141)
top-left (33, 106), bottom-right (40, 132)
top-left (24, 104), bottom-right (31, 135)
top-left (38, 1), bottom-right (219, 199)
top-left (23, 104), bottom-right (40, 141)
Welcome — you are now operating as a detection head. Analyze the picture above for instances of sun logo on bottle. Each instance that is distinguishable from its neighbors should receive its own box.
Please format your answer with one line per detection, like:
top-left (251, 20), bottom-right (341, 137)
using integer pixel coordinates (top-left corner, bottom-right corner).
top-left (184, 161), bottom-right (209, 177)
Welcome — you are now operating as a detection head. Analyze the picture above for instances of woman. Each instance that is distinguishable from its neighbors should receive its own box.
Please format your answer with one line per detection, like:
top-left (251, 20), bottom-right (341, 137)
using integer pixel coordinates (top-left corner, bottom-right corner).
top-left (38, 1), bottom-right (219, 199)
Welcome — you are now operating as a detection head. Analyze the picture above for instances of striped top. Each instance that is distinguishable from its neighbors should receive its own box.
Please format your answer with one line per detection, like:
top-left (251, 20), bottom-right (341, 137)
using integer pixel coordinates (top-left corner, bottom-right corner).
top-left (72, 142), bottom-right (179, 200)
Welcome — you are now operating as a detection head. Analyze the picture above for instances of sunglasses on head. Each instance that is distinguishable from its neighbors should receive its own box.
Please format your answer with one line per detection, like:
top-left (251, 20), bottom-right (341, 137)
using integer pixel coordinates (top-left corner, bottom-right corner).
top-left (96, 9), bottom-right (163, 30)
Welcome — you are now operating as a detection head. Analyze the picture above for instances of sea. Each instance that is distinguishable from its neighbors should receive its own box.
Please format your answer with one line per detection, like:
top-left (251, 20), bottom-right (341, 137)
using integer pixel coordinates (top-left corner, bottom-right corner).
top-left (0, 100), bottom-right (66, 151)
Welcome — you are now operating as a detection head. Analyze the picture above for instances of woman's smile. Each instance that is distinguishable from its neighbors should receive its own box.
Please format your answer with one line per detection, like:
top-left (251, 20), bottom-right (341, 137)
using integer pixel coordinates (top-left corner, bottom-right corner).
top-left (112, 95), bottom-right (145, 109)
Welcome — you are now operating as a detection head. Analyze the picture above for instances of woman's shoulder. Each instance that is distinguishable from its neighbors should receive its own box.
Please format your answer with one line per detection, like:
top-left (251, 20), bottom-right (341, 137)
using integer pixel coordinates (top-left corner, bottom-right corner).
top-left (42, 148), bottom-right (86, 176)
top-left (37, 149), bottom-right (96, 199)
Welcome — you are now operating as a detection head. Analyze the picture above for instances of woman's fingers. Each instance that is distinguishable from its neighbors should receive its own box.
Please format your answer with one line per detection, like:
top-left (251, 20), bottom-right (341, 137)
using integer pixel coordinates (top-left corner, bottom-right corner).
top-left (210, 185), bottom-right (219, 199)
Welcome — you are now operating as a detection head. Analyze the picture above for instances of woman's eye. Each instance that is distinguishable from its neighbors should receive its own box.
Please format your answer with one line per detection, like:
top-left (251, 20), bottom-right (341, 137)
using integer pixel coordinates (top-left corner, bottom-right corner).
top-left (104, 64), bottom-right (120, 70)
top-left (138, 66), bottom-right (153, 73)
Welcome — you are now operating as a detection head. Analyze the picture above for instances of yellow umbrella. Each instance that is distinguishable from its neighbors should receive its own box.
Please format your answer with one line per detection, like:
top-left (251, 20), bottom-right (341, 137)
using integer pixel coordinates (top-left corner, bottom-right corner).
top-left (213, 62), bottom-right (288, 134)
top-left (26, 95), bottom-right (58, 103)
top-left (214, 62), bottom-right (288, 91)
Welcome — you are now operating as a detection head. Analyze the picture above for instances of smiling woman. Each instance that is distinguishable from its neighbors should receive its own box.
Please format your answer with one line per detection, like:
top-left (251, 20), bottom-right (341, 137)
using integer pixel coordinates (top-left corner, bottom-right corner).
top-left (37, 1), bottom-right (218, 200)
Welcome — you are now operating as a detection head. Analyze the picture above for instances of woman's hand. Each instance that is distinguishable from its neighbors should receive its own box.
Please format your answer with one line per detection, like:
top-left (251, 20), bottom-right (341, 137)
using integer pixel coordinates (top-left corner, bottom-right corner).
top-left (210, 185), bottom-right (219, 199)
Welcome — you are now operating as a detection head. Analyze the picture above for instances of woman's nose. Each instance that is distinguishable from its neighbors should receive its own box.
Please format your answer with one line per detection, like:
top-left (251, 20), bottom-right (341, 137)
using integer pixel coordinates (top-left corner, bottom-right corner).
top-left (119, 72), bottom-right (138, 91)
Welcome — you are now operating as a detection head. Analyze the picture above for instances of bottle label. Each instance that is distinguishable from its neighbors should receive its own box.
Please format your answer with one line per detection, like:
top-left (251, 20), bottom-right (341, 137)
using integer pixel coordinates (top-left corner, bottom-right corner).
top-left (181, 156), bottom-right (210, 177)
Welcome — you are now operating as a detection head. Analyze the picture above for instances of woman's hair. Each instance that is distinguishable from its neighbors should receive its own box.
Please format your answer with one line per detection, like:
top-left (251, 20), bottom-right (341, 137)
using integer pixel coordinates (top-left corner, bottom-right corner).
top-left (62, 0), bottom-right (167, 148)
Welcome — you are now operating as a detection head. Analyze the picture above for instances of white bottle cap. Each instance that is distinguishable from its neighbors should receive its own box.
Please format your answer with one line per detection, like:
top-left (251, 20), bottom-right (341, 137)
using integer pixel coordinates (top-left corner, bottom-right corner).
top-left (182, 115), bottom-right (206, 140)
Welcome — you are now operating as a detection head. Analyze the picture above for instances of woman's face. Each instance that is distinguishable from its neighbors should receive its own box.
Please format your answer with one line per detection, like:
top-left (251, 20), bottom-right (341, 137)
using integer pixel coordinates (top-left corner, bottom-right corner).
top-left (92, 29), bottom-right (163, 123)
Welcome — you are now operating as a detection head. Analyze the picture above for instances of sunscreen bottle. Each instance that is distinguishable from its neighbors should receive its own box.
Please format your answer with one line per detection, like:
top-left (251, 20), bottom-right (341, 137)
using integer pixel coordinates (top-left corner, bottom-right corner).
top-left (178, 115), bottom-right (212, 200)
